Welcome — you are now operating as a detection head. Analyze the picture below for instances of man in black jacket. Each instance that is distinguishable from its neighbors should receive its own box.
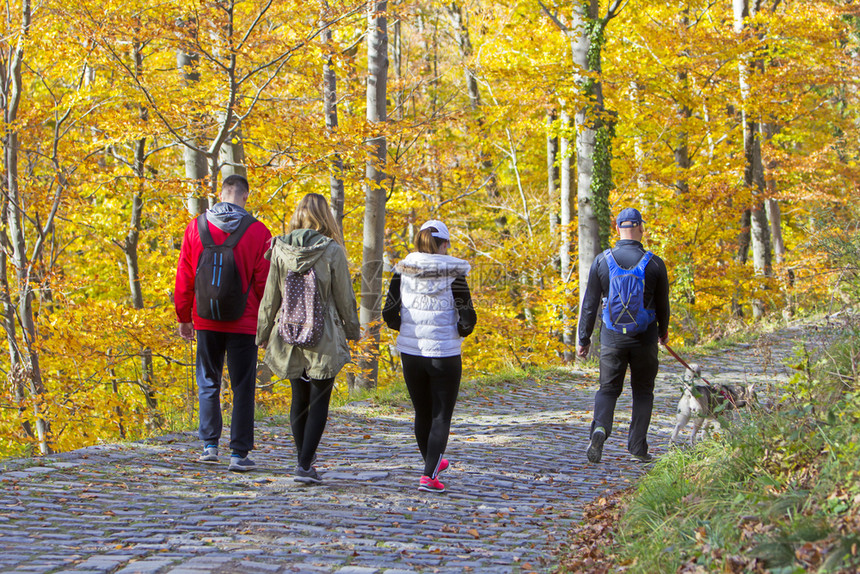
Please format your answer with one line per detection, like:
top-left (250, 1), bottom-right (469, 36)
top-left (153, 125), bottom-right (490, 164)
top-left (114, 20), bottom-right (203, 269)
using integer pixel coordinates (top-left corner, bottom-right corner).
top-left (576, 208), bottom-right (670, 463)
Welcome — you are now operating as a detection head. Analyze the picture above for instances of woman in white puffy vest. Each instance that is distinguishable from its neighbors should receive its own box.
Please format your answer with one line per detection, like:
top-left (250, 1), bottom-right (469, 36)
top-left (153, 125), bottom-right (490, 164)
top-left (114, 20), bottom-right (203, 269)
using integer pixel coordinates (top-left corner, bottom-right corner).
top-left (383, 220), bottom-right (477, 493)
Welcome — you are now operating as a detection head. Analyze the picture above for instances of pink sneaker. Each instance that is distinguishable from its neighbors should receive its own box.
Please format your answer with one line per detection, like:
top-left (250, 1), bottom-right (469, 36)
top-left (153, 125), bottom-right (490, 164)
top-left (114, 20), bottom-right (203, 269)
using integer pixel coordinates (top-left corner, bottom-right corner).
top-left (418, 475), bottom-right (445, 493)
top-left (437, 458), bottom-right (449, 474)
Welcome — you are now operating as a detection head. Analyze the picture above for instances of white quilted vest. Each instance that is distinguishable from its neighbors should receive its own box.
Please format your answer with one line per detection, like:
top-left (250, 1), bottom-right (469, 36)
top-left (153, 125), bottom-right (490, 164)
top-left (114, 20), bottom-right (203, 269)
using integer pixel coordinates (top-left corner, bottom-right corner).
top-left (394, 252), bottom-right (471, 358)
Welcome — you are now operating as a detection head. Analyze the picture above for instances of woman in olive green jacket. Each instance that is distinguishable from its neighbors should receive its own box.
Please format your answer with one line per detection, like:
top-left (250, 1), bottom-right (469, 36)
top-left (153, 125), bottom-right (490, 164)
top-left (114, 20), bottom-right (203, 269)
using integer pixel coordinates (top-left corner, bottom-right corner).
top-left (256, 193), bottom-right (360, 484)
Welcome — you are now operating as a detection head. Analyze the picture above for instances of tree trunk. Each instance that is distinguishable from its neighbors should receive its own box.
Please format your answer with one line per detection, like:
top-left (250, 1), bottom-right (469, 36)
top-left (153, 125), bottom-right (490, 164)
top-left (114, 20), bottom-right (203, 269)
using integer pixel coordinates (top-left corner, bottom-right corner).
top-left (128, 145), bottom-right (160, 425)
top-left (356, 0), bottom-right (388, 391)
top-left (0, 196), bottom-right (35, 446)
top-left (734, 0), bottom-right (772, 279)
top-left (571, 0), bottom-right (605, 312)
top-left (3, 0), bottom-right (51, 455)
top-left (447, 1), bottom-right (502, 227)
top-left (630, 81), bottom-right (647, 193)
top-left (547, 110), bottom-right (559, 245)
top-left (733, 207), bottom-right (751, 317)
top-left (448, 1), bottom-right (480, 112)
top-left (447, 2), bottom-right (500, 236)
top-left (392, 1), bottom-right (404, 120)
top-left (219, 125), bottom-right (247, 179)
top-left (559, 109), bottom-right (575, 363)
top-left (322, 2), bottom-right (345, 232)
top-left (177, 48), bottom-right (208, 215)
top-left (673, 7), bottom-right (692, 195)
top-left (765, 198), bottom-right (784, 265)
top-left (737, 208), bottom-right (752, 266)
top-left (762, 123), bottom-right (785, 266)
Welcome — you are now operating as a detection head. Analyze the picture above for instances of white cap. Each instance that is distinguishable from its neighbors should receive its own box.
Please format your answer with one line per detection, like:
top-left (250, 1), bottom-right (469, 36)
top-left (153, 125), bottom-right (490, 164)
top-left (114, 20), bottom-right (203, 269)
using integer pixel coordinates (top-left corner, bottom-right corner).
top-left (420, 220), bottom-right (450, 242)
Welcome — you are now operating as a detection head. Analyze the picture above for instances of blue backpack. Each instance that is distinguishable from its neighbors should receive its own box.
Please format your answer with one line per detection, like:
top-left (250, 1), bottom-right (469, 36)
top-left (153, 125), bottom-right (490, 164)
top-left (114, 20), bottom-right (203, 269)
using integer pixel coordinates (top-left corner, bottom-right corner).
top-left (601, 248), bottom-right (656, 335)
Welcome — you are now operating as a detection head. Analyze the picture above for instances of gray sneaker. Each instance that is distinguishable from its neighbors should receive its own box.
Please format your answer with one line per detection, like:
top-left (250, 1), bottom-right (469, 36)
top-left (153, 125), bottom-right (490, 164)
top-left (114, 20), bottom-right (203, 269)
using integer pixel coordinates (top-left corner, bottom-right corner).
top-left (228, 455), bottom-right (256, 472)
top-left (587, 429), bottom-right (606, 463)
top-left (198, 445), bottom-right (219, 464)
top-left (294, 465), bottom-right (322, 484)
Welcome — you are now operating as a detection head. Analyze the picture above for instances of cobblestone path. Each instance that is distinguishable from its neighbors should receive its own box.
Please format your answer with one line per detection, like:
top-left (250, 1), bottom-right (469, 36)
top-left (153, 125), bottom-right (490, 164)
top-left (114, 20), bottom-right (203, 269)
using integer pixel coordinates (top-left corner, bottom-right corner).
top-left (0, 327), bottom-right (803, 574)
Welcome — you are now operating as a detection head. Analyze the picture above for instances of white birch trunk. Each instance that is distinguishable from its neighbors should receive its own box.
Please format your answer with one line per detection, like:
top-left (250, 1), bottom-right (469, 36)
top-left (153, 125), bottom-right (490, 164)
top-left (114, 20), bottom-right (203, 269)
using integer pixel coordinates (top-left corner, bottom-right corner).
top-left (356, 0), bottom-right (388, 391)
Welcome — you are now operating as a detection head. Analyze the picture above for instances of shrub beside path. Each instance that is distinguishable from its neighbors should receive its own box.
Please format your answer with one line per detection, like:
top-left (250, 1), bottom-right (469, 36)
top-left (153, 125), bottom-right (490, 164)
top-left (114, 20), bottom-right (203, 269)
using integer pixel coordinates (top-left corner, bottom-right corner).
top-left (0, 327), bottom-right (803, 574)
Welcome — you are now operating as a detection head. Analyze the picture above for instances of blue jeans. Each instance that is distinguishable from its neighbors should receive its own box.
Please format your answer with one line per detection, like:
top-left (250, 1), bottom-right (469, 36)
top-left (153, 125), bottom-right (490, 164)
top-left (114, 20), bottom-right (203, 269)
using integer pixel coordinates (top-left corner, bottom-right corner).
top-left (196, 330), bottom-right (257, 456)
top-left (591, 343), bottom-right (659, 456)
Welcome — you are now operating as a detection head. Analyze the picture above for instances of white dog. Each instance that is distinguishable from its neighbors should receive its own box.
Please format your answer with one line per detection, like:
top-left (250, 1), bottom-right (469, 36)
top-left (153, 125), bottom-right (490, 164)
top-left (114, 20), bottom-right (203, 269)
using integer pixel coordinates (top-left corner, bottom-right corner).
top-left (670, 363), bottom-right (755, 445)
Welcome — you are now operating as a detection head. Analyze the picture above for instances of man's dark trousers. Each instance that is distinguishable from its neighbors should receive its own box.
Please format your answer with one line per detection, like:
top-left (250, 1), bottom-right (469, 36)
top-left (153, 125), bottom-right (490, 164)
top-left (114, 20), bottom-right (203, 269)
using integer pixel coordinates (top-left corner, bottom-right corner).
top-left (196, 330), bottom-right (257, 456)
top-left (590, 343), bottom-right (659, 456)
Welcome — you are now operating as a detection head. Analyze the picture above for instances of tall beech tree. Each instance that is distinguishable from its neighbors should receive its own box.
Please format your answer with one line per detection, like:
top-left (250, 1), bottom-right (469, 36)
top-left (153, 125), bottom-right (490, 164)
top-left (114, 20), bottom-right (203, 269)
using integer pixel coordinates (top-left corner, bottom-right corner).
top-left (542, 0), bottom-right (626, 360)
top-left (734, 0), bottom-right (772, 292)
top-left (356, 0), bottom-right (389, 390)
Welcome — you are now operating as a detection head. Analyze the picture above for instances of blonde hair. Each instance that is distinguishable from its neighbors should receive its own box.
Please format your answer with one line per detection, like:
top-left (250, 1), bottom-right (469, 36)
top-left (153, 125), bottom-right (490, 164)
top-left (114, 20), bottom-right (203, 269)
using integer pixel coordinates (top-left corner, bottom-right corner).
top-left (414, 227), bottom-right (446, 254)
top-left (288, 193), bottom-right (344, 247)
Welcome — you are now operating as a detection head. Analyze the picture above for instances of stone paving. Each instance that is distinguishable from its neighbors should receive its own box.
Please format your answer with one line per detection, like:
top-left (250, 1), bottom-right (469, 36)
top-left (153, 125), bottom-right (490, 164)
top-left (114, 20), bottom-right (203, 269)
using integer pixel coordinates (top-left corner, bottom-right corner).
top-left (0, 327), bottom-right (804, 574)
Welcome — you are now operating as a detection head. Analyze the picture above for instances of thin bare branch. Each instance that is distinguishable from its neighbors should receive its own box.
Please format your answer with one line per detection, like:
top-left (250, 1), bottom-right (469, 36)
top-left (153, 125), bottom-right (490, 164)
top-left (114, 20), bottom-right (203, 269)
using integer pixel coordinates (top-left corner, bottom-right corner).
top-left (538, 1), bottom-right (568, 32)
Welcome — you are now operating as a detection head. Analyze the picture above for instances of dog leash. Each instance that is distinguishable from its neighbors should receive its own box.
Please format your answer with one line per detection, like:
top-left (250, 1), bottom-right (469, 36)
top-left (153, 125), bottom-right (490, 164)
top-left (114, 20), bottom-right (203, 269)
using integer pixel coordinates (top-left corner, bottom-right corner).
top-left (661, 342), bottom-right (714, 386)
top-left (662, 343), bottom-right (740, 407)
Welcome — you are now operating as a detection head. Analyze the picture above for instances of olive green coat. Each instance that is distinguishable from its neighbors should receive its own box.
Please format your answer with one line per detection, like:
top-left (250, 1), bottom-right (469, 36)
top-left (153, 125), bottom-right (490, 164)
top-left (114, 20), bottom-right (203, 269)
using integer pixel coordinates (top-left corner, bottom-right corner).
top-left (256, 229), bottom-right (360, 380)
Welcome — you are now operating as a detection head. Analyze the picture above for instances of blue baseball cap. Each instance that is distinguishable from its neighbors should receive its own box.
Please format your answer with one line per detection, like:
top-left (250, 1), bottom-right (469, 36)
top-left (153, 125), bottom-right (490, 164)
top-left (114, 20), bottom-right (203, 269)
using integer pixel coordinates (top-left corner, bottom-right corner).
top-left (616, 207), bottom-right (644, 228)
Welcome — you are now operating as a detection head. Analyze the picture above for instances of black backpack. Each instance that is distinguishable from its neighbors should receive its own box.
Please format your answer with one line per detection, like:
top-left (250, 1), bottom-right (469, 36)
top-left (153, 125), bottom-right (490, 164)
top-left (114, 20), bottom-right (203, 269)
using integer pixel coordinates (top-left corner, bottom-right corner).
top-left (194, 213), bottom-right (256, 321)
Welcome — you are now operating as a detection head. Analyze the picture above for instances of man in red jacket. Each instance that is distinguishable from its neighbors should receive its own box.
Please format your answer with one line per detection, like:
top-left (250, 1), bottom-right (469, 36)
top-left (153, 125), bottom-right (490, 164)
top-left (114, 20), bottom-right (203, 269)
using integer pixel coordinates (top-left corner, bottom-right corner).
top-left (175, 175), bottom-right (271, 472)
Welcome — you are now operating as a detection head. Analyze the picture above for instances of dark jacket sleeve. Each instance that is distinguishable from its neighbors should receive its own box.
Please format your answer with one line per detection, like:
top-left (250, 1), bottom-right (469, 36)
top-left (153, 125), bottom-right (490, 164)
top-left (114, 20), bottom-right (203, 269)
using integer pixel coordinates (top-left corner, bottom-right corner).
top-left (382, 273), bottom-right (402, 331)
top-left (452, 275), bottom-right (477, 337)
top-left (652, 255), bottom-right (671, 338)
top-left (577, 254), bottom-right (604, 347)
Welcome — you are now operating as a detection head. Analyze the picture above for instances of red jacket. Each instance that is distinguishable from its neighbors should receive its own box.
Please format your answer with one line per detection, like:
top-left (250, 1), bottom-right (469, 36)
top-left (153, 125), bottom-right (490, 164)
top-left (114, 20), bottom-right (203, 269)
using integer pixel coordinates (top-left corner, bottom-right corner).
top-left (174, 215), bottom-right (272, 335)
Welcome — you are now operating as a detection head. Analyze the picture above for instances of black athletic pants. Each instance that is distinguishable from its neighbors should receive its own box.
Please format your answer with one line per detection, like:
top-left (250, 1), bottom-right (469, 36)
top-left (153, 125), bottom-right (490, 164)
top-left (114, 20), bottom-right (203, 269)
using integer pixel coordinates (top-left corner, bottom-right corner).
top-left (590, 343), bottom-right (659, 457)
top-left (290, 372), bottom-right (336, 469)
top-left (401, 353), bottom-right (462, 478)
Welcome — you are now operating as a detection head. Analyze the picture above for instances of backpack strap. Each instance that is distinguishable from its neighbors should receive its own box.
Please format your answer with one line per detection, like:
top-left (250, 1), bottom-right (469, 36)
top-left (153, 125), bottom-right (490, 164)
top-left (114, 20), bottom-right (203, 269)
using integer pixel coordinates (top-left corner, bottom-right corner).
top-left (197, 214), bottom-right (214, 248)
top-left (634, 251), bottom-right (654, 275)
top-left (604, 248), bottom-right (653, 274)
top-left (603, 248), bottom-right (620, 273)
top-left (197, 213), bottom-right (257, 248)
top-left (222, 214), bottom-right (257, 248)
